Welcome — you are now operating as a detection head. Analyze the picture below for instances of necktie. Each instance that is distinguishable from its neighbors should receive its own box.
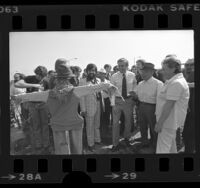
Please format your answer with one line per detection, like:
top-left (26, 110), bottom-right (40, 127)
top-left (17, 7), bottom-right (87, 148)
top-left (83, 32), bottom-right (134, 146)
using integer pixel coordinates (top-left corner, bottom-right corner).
top-left (122, 73), bottom-right (127, 98)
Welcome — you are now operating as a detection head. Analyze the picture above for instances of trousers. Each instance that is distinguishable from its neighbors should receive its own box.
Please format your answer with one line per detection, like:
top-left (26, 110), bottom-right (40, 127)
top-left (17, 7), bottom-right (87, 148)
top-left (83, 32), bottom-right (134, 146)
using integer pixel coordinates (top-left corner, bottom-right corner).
top-left (156, 128), bottom-right (177, 154)
top-left (112, 97), bottom-right (134, 146)
top-left (138, 102), bottom-right (157, 148)
top-left (85, 101), bottom-right (101, 147)
top-left (52, 128), bottom-right (83, 155)
top-left (29, 102), bottom-right (50, 149)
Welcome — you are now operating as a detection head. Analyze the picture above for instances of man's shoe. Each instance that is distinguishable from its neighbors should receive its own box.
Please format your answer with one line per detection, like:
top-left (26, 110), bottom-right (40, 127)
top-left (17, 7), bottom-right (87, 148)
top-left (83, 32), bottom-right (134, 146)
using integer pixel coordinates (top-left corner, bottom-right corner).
top-left (111, 145), bottom-right (120, 152)
top-left (32, 147), bottom-right (43, 155)
top-left (140, 140), bottom-right (150, 148)
top-left (95, 142), bottom-right (102, 146)
top-left (124, 138), bottom-right (131, 147)
top-left (41, 146), bottom-right (52, 155)
top-left (88, 146), bottom-right (95, 152)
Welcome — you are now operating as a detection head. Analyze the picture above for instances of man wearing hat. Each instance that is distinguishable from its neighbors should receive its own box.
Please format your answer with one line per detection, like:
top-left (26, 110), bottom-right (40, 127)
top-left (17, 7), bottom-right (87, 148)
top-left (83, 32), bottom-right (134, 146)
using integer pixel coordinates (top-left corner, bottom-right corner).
top-left (134, 62), bottom-right (163, 153)
top-left (14, 58), bottom-right (119, 155)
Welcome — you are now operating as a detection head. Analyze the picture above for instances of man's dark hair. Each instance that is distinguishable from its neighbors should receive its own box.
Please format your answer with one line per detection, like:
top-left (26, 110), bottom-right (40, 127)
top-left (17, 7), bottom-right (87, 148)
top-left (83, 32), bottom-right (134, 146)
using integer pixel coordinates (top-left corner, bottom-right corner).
top-left (14, 73), bottom-right (25, 81)
top-left (86, 63), bottom-right (97, 73)
top-left (104, 64), bottom-right (111, 70)
top-left (131, 65), bottom-right (136, 69)
top-left (113, 65), bottom-right (119, 71)
top-left (34, 66), bottom-right (48, 78)
top-left (48, 70), bottom-right (55, 75)
top-left (117, 58), bottom-right (129, 66)
top-left (71, 66), bottom-right (82, 74)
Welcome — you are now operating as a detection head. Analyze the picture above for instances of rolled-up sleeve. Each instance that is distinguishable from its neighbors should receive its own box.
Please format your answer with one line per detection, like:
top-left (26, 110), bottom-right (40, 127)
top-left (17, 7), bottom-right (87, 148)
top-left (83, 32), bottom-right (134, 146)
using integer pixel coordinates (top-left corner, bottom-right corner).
top-left (166, 82), bottom-right (183, 101)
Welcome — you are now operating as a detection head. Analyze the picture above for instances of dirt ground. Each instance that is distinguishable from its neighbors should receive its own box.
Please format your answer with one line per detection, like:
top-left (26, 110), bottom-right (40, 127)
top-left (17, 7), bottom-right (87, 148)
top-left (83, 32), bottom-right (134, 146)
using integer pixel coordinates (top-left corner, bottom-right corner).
top-left (10, 125), bottom-right (184, 155)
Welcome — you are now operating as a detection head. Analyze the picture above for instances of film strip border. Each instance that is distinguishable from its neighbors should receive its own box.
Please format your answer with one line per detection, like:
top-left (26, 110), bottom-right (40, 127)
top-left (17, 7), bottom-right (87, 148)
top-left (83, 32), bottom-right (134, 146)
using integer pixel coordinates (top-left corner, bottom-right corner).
top-left (0, 155), bottom-right (200, 183)
top-left (10, 12), bottom-right (196, 30)
top-left (0, 5), bottom-right (199, 30)
top-left (1, 4), bottom-right (200, 183)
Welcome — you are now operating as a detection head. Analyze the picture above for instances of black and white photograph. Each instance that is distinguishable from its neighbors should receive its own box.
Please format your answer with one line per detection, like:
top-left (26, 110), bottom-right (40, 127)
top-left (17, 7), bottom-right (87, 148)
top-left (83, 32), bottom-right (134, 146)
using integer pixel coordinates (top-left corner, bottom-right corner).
top-left (9, 30), bottom-right (195, 155)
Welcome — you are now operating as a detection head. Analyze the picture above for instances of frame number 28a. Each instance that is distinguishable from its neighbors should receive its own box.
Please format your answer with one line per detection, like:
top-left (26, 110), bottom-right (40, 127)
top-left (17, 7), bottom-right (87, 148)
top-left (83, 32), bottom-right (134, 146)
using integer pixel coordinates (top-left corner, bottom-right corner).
top-left (19, 173), bottom-right (42, 181)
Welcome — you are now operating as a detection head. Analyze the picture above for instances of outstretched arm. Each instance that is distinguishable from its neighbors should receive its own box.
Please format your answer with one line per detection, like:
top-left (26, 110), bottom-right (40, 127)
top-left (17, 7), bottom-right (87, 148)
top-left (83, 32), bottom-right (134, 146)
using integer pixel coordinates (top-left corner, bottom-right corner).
top-left (14, 79), bottom-right (42, 89)
top-left (73, 82), bottom-right (118, 98)
top-left (14, 90), bottom-right (50, 103)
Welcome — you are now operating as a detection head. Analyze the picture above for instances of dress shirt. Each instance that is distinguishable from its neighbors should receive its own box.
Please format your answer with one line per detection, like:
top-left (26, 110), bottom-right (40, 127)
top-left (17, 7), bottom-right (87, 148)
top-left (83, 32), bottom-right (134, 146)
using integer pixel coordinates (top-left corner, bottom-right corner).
top-left (135, 77), bottom-right (163, 104)
top-left (110, 71), bottom-right (137, 97)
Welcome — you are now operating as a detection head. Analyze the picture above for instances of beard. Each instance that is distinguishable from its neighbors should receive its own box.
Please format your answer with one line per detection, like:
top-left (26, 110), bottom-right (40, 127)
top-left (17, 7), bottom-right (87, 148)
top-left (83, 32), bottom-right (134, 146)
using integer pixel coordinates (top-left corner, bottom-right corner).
top-left (87, 73), bottom-right (96, 80)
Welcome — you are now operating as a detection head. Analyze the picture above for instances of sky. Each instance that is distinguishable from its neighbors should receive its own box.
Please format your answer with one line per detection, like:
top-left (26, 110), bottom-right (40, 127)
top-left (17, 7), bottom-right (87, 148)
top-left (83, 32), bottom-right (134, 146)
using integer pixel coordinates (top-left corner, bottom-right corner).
top-left (9, 30), bottom-right (194, 80)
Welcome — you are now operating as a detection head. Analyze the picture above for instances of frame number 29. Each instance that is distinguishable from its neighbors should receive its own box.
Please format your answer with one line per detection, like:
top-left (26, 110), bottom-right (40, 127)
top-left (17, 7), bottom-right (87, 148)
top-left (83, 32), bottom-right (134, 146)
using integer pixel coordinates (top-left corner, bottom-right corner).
top-left (122, 172), bottom-right (137, 180)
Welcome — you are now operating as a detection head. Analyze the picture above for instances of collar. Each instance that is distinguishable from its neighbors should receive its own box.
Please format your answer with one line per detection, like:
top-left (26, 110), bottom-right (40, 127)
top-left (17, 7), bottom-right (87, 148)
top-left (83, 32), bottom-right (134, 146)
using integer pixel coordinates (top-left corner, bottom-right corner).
top-left (119, 71), bottom-right (127, 76)
top-left (165, 73), bottom-right (183, 84)
top-left (144, 76), bottom-right (153, 83)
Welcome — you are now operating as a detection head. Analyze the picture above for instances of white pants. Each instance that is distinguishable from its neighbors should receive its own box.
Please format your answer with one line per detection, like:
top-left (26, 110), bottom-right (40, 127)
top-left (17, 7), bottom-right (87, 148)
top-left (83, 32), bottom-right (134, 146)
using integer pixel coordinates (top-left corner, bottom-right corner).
top-left (85, 101), bottom-right (101, 147)
top-left (156, 128), bottom-right (177, 154)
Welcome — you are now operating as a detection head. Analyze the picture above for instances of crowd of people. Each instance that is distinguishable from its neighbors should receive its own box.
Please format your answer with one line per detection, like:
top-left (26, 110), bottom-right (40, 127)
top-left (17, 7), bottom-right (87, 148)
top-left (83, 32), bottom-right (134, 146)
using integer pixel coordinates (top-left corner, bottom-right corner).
top-left (10, 54), bottom-right (195, 155)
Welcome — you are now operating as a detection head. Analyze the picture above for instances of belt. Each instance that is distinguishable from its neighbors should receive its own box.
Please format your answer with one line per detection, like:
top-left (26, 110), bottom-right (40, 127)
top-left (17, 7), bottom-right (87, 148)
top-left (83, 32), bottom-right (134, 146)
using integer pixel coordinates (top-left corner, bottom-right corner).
top-left (139, 101), bottom-right (156, 106)
top-left (30, 101), bottom-right (45, 104)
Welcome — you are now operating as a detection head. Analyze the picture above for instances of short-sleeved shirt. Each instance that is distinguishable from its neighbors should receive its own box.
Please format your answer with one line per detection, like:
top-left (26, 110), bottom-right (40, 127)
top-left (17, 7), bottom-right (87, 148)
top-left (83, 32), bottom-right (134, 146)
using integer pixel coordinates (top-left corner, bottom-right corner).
top-left (135, 77), bottom-right (163, 104)
top-left (156, 73), bottom-right (190, 130)
top-left (24, 75), bottom-right (40, 93)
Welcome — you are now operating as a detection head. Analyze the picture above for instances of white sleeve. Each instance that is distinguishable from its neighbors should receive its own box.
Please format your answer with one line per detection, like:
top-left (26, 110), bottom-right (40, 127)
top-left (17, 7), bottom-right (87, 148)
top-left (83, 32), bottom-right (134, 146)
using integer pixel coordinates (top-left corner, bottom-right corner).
top-left (166, 82), bottom-right (183, 101)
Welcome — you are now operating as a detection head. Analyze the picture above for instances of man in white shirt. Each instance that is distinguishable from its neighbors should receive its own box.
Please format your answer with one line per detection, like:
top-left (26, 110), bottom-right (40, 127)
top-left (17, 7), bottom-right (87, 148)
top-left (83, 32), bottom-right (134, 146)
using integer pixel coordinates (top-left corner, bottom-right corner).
top-left (155, 57), bottom-right (189, 153)
top-left (110, 58), bottom-right (137, 152)
top-left (134, 63), bottom-right (163, 153)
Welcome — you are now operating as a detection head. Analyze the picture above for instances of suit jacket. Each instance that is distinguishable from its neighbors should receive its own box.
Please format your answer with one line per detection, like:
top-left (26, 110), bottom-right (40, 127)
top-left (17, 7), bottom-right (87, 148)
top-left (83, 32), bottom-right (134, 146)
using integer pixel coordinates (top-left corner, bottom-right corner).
top-left (80, 78), bottom-right (105, 116)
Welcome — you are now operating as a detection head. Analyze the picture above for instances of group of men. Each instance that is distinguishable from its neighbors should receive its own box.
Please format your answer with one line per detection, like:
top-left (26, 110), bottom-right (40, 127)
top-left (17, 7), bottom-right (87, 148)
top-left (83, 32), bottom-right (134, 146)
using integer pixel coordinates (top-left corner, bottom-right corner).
top-left (11, 55), bottom-right (195, 154)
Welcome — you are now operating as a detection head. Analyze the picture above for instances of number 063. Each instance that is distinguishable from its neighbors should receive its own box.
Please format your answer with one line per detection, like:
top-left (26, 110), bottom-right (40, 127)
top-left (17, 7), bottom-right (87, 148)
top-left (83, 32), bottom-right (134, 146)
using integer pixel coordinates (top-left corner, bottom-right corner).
top-left (0, 6), bottom-right (19, 14)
